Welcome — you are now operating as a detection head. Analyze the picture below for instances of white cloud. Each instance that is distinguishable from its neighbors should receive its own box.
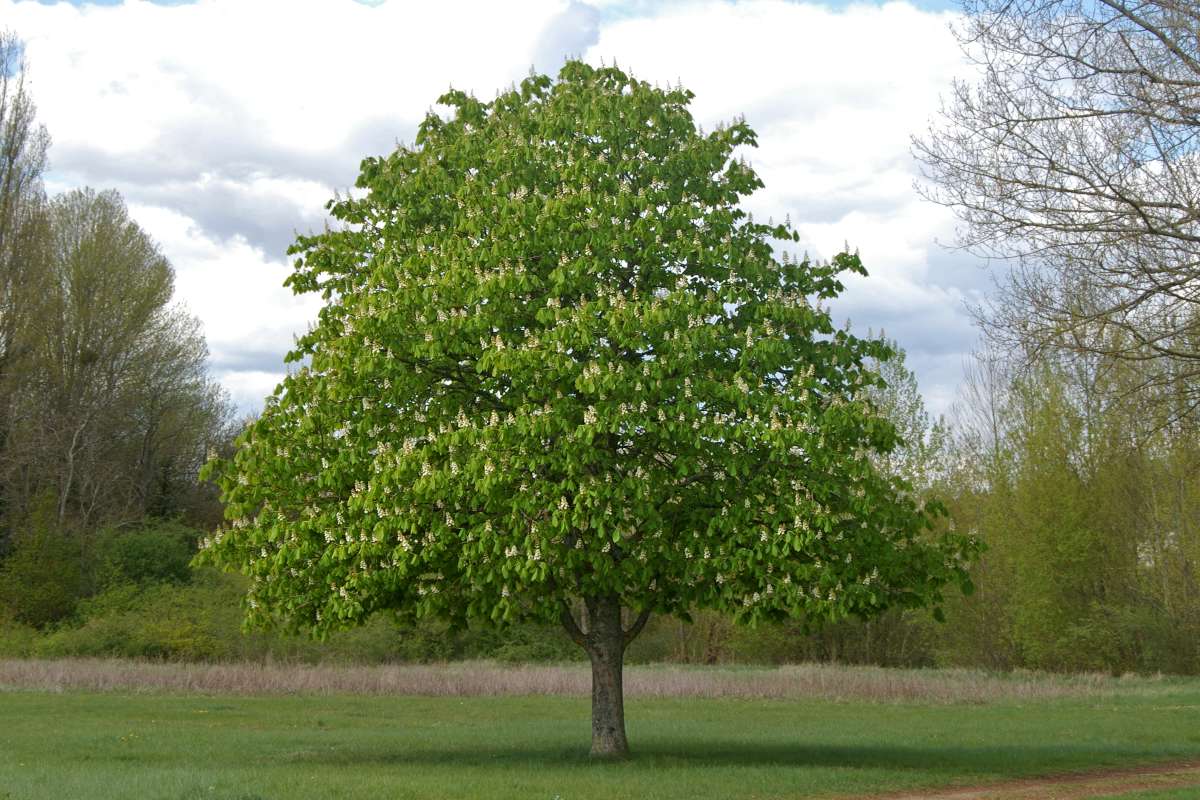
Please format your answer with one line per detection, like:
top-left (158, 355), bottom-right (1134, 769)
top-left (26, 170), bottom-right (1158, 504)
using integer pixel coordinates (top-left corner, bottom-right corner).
top-left (19, 0), bottom-right (565, 159)
top-left (127, 202), bottom-right (323, 382)
top-left (217, 370), bottom-right (295, 418)
top-left (6, 0), bottom-right (983, 416)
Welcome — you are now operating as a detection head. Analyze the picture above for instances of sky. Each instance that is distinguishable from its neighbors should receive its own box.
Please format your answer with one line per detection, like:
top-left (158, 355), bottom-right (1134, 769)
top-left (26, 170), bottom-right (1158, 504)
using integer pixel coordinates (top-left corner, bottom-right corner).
top-left (5, 0), bottom-right (992, 418)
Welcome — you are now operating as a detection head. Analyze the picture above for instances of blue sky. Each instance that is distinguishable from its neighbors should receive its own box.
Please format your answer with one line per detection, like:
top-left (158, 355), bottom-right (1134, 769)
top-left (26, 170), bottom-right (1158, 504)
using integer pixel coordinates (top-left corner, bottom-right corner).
top-left (9, 0), bottom-right (985, 418)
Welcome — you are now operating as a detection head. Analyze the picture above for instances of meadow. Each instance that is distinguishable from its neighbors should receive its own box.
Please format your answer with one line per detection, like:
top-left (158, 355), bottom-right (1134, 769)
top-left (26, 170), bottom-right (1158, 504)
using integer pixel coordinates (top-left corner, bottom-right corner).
top-left (2, 660), bottom-right (1199, 800)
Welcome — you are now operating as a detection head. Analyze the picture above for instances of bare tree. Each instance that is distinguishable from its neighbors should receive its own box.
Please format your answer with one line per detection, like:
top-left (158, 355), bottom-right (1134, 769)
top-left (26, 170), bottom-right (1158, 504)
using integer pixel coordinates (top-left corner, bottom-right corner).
top-left (0, 29), bottom-right (49, 368)
top-left (915, 1), bottom-right (1200, 414)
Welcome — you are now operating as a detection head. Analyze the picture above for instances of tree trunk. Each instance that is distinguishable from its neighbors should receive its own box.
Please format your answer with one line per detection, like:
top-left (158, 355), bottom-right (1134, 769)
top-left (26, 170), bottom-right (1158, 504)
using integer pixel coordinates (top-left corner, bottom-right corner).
top-left (585, 595), bottom-right (629, 758)
top-left (560, 594), bottom-right (651, 759)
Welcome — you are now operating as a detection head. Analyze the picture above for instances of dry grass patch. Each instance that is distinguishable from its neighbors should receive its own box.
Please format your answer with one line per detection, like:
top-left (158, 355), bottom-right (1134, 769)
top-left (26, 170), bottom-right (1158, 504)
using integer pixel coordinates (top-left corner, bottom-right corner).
top-left (0, 658), bottom-right (1165, 703)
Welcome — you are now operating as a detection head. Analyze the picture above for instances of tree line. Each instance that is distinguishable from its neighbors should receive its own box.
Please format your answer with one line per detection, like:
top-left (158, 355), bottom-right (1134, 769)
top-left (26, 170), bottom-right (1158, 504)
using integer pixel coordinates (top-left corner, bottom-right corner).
top-left (918, 0), bottom-right (1200, 674)
top-left (0, 31), bottom-right (234, 627)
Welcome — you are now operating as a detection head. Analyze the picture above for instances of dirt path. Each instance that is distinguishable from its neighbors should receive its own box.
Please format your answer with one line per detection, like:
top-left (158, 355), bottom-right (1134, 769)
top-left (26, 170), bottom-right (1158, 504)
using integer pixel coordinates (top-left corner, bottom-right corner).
top-left (874, 760), bottom-right (1200, 799)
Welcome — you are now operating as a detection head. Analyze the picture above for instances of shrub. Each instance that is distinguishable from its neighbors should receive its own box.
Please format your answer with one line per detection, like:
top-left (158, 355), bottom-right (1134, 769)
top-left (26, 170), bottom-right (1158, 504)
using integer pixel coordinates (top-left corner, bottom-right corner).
top-left (0, 619), bottom-right (39, 657)
top-left (93, 519), bottom-right (196, 588)
top-left (0, 499), bottom-right (83, 628)
top-left (36, 571), bottom-right (242, 660)
top-left (486, 625), bottom-right (580, 663)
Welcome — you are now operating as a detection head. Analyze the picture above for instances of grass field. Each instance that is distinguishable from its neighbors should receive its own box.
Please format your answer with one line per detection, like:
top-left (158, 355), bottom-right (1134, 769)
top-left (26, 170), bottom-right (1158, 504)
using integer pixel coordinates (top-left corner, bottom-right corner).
top-left (1, 660), bottom-right (1199, 800)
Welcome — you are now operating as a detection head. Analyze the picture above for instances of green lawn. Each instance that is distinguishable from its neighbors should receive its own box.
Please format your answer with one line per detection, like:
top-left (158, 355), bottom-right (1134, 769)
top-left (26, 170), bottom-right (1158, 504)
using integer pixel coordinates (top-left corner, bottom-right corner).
top-left (2, 679), bottom-right (1199, 799)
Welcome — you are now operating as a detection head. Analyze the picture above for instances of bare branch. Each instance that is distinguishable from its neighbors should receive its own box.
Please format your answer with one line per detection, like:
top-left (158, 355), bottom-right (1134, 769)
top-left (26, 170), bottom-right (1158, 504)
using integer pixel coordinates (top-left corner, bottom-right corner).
top-left (916, 0), bottom-right (1200, 421)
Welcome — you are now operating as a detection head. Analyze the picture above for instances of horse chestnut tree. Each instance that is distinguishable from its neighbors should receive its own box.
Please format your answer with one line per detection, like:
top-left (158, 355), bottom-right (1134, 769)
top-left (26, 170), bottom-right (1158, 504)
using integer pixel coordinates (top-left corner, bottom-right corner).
top-left (199, 61), bottom-right (978, 758)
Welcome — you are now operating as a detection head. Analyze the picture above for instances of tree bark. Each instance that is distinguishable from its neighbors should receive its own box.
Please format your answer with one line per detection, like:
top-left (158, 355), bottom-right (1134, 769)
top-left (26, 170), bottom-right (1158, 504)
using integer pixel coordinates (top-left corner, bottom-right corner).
top-left (560, 594), bottom-right (650, 758)
top-left (585, 594), bottom-right (628, 758)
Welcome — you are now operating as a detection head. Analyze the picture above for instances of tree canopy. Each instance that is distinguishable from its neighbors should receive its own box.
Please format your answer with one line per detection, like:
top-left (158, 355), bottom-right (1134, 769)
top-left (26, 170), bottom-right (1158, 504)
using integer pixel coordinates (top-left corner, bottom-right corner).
top-left (1, 188), bottom-right (231, 528)
top-left (200, 61), bottom-right (978, 756)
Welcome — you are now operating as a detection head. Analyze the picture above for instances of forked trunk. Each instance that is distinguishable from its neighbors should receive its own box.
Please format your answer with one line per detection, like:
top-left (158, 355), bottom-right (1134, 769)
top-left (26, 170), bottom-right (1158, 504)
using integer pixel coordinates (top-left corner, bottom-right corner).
top-left (585, 595), bottom-right (629, 758)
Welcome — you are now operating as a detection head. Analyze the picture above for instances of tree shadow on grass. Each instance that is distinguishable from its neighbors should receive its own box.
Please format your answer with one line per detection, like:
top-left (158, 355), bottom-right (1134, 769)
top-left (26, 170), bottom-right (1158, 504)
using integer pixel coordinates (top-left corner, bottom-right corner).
top-left (292, 739), bottom-right (1193, 776)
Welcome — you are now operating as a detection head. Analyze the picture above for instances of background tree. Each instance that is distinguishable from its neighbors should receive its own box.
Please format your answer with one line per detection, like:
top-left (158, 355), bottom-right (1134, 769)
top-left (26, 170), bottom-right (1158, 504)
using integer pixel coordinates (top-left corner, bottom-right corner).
top-left (934, 344), bottom-right (1200, 673)
top-left (867, 341), bottom-right (951, 491)
top-left (0, 186), bottom-right (234, 628)
top-left (914, 1), bottom-right (1200, 416)
top-left (0, 29), bottom-right (50, 536)
top-left (199, 62), bottom-right (978, 757)
top-left (0, 28), bottom-right (49, 356)
top-left (1, 188), bottom-right (233, 528)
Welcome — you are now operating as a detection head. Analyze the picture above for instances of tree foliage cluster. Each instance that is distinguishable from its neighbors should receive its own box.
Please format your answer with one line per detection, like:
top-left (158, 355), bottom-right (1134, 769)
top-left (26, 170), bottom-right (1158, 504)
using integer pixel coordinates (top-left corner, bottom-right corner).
top-left (0, 30), bottom-right (234, 629)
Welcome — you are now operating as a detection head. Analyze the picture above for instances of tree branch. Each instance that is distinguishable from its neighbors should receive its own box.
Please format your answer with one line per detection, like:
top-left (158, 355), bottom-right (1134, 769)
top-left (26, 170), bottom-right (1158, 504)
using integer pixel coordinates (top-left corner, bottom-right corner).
top-left (559, 601), bottom-right (587, 646)
top-left (622, 608), bottom-right (652, 647)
